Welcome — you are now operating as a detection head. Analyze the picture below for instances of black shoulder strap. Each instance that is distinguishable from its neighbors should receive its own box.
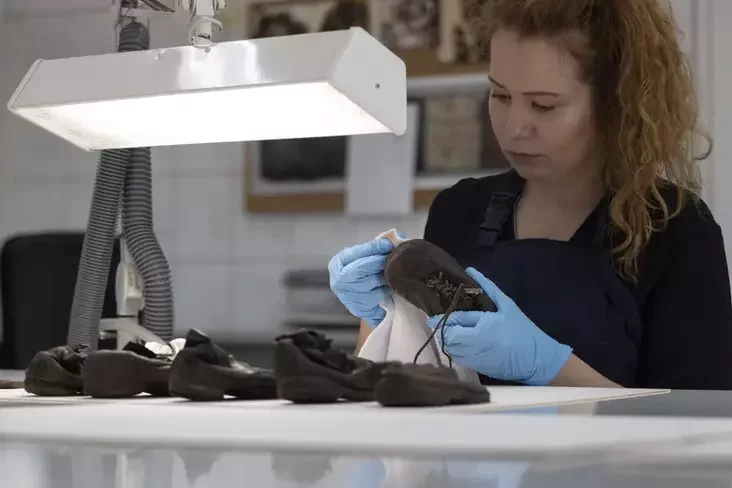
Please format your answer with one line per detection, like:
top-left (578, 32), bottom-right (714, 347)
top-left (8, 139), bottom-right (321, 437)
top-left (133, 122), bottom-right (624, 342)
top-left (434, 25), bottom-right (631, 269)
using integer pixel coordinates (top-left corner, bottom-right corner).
top-left (475, 170), bottom-right (524, 249)
top-left (591, 197), bottom-right (612, 248)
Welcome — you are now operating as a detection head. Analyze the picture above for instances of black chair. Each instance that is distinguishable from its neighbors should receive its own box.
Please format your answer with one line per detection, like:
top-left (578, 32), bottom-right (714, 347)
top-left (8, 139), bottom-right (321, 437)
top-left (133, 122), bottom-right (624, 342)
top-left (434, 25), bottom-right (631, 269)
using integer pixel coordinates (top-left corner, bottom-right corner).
top-left (0, 232), bottom-right (119, 369)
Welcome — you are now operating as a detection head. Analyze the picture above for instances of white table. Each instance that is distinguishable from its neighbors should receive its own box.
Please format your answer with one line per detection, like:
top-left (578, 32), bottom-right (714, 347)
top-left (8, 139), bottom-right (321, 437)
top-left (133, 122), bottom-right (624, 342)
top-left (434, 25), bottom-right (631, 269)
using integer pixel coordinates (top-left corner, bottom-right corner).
top-left (3, 378), bottom-right (732, 487)
top-left (0, 369), bottom-right (24, 382)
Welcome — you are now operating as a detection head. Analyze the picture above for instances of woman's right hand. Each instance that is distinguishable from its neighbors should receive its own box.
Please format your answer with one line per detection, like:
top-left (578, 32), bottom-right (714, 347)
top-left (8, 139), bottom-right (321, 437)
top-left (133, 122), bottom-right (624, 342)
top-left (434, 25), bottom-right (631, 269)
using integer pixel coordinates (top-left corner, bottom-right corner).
top-left (328, 237), bottom-right (397, 327)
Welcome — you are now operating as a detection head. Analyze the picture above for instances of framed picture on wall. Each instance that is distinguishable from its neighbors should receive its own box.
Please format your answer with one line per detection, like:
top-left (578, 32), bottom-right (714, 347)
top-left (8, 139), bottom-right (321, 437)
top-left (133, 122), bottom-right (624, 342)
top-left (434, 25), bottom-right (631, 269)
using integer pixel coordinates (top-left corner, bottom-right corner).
top-left (412, 90), bottom-right (510, 198)
top-left (375, 0), bottom-right (493, 77)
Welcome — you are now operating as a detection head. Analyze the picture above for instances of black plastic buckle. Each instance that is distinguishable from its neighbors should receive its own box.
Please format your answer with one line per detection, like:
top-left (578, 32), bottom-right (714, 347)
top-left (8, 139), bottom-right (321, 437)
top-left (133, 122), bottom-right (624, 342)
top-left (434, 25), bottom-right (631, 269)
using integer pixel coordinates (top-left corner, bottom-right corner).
top-left (479, 192), bottom-right (516, 232)
top-left (487, 192), bottom-right (515, 208)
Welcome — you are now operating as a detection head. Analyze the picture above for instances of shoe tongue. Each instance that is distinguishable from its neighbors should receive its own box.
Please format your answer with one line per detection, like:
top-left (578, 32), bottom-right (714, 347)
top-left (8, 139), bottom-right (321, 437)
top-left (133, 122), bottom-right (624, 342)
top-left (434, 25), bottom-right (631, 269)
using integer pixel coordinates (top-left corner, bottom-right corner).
top-left (278, 329), bottom-right (331, 351)
top-left (184, 328), bottom-right (232, 367)
top-left (276, 329), bottom-right (364, 372)
top-left (123, 341), bottom-right (158, 359)
top-left (55, 345), bottom-right (87, 374)
top-left (184, 328), bottom-right (210, 347)
top-left (318, 350), bottom-right (375, 375)
top-left (306, 342), bottom-right (366, 373)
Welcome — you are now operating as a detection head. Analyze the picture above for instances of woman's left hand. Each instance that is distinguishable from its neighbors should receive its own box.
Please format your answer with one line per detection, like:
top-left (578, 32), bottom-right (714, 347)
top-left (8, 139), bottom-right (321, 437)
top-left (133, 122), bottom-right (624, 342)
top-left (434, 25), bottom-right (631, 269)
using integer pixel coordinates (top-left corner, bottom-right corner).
top-left (427, 267), bottom-right (573, 385)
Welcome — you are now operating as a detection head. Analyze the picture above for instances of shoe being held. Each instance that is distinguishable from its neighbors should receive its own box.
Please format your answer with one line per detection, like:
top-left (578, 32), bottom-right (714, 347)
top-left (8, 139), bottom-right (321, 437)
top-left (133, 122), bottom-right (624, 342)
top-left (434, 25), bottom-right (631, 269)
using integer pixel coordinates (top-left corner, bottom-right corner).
top-left (384, 239), bottom-right (496, 316)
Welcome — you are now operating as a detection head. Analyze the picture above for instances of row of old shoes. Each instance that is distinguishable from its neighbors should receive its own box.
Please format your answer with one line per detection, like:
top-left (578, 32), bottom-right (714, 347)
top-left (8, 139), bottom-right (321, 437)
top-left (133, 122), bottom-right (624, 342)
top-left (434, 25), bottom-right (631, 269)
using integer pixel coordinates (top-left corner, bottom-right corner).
top-left (22, 329), bottom-right (490, 407)
top-left (22, 329), bottom-right (276, 400)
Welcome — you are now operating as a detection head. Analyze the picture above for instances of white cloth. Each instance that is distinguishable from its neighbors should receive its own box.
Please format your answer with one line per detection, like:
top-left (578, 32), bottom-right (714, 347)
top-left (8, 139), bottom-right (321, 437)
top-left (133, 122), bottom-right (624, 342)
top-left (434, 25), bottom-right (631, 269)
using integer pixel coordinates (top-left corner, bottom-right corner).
top-left (145, 338), bottom-right (186, 358)
top-left (358, 229), bottom-right (481, 385)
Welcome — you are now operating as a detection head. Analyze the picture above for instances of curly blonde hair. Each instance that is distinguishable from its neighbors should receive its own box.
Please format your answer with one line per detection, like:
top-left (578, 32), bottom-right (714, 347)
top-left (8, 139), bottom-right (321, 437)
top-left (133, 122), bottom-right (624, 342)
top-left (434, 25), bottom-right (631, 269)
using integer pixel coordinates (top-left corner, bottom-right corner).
top-left (477, 0), bottom-right (712, 279)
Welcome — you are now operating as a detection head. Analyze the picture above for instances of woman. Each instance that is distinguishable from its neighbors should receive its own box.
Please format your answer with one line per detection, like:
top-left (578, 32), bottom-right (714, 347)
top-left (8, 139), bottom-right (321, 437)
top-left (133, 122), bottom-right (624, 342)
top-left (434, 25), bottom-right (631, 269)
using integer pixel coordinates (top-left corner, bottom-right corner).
top-left (329, 0), bottom-right (732, 389)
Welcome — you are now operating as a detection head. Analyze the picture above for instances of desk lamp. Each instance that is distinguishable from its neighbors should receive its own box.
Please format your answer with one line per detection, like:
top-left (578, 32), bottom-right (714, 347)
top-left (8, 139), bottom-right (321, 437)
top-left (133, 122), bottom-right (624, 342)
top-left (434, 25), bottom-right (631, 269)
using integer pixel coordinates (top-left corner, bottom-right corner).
top-left (6, 0), bottom-right (406, 350)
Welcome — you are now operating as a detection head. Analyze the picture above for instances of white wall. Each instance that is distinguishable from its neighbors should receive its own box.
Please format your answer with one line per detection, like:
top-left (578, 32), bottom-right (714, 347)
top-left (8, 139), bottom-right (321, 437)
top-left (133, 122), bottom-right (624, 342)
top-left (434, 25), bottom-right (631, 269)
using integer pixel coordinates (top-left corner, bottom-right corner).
top-left (709, 1), bottom-right (732, 262)
top-left (669, 0), bottom-right (732, 274)
top-left (0, 6), bottom-right (428, 342)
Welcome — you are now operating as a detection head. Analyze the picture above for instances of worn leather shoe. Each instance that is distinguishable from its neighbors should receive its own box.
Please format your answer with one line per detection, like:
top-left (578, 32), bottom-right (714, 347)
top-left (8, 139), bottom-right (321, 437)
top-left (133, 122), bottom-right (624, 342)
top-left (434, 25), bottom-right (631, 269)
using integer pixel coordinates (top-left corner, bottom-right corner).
top-left (169, 329), bottom-right (277, 401)
top-left (273, 329), bottom-right (392, 403)
top-left (374, 363), bottom-right (491, 407)
top-left (384, 239), bottom-right (496, 316)
top-left (24, 344), bottom-right (88, 396)
top-left (82, 341), bottom-right (174, 398)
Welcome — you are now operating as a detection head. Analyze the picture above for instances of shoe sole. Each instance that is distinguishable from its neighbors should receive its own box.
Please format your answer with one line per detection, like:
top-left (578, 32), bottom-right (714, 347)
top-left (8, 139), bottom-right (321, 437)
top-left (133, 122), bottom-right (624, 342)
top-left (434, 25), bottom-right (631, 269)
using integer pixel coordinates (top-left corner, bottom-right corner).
top-left (24, 377), bottom-right (80, 396)
top-left (276, 375), bottom-right (373, 404)
top-left (384, 239), bottom-right (496, 316)
top-left (82, 350), bottom-right (171, 398)
top-left (23, 352), bottom-right (82, 396)
top-left (168, 351), bottom-right (277, 402)
top-left (373, 371), bottom-right (491, 407)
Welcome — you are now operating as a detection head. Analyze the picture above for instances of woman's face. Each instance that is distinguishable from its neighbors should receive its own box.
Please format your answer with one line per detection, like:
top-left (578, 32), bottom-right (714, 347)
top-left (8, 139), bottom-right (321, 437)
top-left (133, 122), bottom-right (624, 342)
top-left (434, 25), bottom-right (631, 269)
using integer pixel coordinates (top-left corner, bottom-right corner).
top-left (488, 29), bottom-right (598, 183)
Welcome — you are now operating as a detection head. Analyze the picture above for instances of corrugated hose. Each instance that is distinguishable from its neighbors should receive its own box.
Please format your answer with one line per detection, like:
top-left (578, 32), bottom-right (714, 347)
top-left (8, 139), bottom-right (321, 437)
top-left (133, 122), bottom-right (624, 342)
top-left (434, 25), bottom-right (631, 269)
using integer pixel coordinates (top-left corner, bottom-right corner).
top-left (67, 21), bottom-right (174, 347)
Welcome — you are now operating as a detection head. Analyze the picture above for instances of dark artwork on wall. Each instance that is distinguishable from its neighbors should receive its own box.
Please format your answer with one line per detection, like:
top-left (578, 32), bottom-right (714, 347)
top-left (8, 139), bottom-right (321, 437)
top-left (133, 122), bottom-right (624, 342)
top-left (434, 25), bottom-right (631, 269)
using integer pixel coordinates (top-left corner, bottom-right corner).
top-left (380, 0), bottom-right (441, 52)
top-left (451, 0), bottom-right (492, 64)
top-left (258, 138), bottom-right (347, 182)
top-left (414, 92), bottom-right (509, 176)
top-left (378, 0), bottom-right (494, 77)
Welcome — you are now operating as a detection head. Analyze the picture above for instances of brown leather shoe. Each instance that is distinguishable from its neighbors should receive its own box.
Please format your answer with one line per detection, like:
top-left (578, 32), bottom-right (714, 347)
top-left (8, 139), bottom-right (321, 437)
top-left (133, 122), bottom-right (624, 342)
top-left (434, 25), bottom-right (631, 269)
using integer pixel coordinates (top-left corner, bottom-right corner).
top-left (273, 329), bottom-right (393, 403)
top-left (384, 239), bottom-right (496, 316)
top-left (374, 363), bottom-right (491, 407)
top-left (23, 344), bottom-right (88, 396)
top-left (169, 329), bottom-right (277, 401)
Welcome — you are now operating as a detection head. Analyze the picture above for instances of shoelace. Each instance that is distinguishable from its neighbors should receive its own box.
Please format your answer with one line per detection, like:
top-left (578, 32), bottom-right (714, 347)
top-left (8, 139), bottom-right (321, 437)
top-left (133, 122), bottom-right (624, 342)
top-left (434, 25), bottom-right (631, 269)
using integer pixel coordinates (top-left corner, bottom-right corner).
top-left (413, 283), bottom-right (466, 368)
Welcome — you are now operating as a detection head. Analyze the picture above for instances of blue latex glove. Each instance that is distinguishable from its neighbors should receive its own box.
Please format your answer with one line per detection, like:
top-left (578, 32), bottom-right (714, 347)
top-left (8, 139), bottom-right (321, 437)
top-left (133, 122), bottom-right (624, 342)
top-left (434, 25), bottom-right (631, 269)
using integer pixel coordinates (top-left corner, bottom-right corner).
top-left (328, 237), bottom-right (398, 327)
top-left (428, 267), bottom-right (573, 386)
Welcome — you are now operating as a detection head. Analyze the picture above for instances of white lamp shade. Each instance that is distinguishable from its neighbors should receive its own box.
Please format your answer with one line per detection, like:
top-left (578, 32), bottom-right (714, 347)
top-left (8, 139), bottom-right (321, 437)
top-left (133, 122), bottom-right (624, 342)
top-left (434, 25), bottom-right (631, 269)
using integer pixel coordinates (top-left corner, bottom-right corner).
top-left (7, 27), bottom-right (407, 151)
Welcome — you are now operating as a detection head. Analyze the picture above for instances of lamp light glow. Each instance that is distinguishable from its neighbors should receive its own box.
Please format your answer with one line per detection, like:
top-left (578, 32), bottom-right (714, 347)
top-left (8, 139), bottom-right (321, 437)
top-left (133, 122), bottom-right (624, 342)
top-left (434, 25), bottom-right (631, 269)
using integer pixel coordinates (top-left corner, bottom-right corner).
top-left (7, 27), bottom-right (407, 151)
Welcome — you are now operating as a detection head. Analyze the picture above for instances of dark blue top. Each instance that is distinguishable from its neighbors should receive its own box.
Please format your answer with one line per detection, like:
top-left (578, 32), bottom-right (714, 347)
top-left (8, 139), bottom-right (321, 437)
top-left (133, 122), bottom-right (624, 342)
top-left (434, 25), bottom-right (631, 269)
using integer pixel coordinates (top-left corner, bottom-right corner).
top-left (423, 171), bottom-right (732, 390)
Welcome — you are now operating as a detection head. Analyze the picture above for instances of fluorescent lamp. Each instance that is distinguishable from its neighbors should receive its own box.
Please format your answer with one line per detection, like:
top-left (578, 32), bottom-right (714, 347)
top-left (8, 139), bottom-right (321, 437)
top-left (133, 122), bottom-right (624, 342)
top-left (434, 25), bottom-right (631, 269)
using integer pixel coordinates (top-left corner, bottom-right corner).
top-left (7, 27), bottom-right (407, 151)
